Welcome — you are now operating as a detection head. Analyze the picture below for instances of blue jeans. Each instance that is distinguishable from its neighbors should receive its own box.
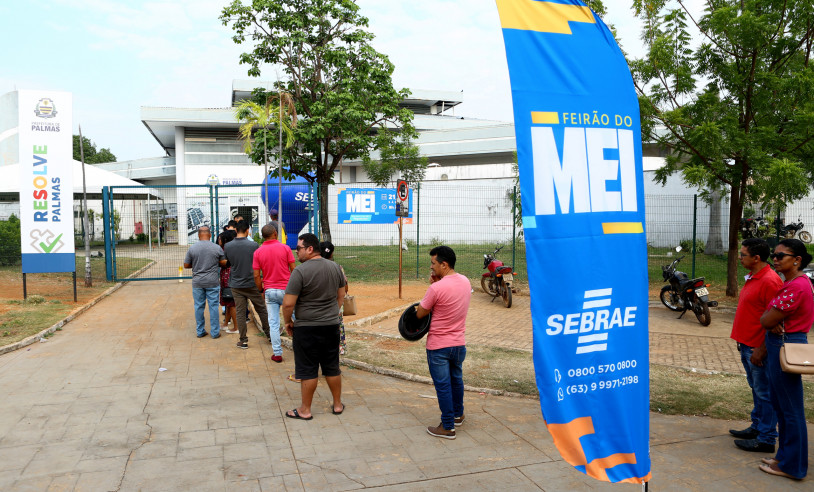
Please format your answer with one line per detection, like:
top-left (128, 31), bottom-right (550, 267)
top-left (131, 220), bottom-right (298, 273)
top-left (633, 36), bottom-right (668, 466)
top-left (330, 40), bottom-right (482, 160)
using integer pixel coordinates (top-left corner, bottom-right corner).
top-left (192, 286), bottom-right (220, 338)
top-left (766, 331), bottom-right (808, 479)
top-left (265, 288), bottom-right (285, 356)
top-left (427, 346), bottom-right (466, 430)
top-left (738, 343), bottom-right (777, 444)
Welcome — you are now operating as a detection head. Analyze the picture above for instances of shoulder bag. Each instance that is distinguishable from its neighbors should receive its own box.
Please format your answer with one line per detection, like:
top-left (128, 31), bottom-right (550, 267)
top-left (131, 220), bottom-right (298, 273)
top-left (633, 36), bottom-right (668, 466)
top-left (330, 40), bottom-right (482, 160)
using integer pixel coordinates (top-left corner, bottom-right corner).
top-left (342, 295), bottom-right (357, 316)
top-left (221, 287), bottom-right (234, 303)
top-left (778, 278), bottom-right (814, 374)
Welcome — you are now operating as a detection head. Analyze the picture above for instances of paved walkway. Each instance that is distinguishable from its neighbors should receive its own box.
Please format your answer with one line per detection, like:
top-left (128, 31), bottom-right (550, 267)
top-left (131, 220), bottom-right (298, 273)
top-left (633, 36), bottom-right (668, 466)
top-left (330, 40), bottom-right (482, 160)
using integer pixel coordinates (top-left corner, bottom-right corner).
top-left (0, 281), bottom-right (812, 491)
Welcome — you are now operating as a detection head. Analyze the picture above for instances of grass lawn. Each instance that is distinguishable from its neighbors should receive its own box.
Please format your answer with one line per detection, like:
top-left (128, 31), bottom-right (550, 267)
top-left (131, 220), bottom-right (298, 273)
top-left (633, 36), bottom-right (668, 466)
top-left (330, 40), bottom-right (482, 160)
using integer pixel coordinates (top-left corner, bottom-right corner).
top-left (339, 242), bottom-right (527, 286)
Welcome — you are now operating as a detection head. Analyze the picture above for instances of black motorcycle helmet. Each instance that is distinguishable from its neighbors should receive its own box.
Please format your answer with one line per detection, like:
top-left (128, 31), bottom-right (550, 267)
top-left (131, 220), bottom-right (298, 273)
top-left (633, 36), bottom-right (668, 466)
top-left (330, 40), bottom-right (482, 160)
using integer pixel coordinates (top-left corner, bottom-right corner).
top-left (398, 302), bottom-right (431, 341)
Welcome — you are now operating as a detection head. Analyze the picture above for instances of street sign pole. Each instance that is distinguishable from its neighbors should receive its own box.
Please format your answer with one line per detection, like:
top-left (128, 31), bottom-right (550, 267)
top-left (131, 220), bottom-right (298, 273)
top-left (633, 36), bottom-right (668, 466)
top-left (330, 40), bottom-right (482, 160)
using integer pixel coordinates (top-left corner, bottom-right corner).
top-left (399, 215), bottom-right (403, 300)
top-left (396, 180), bottom-right (409, 300)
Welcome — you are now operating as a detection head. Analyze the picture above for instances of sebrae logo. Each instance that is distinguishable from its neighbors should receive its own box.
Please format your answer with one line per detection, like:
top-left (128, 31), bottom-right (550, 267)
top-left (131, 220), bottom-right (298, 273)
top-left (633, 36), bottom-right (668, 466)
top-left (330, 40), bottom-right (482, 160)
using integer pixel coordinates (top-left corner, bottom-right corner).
top-left (34, 98), bottom-right (58, 118)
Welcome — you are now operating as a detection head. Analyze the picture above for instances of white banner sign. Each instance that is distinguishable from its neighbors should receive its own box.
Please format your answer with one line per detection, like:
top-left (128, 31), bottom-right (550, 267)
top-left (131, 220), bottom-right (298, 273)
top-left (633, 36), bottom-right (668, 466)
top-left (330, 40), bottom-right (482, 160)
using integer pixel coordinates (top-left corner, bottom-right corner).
top-left (18, 90), bottom-right (74, 273)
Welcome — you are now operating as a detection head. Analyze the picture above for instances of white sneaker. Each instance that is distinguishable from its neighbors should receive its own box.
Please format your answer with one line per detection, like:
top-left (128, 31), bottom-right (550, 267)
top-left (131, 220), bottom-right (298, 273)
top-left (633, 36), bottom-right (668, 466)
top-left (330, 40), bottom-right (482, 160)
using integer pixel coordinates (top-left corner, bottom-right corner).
top-left (223, 328), bottom-right (238, 334)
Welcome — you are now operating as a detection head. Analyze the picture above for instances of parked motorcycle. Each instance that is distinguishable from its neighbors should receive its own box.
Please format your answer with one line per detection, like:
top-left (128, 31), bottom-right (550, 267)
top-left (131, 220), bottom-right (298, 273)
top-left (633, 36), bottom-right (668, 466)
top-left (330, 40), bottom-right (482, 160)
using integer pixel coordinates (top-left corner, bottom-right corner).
top-left (740, 216), bottom-right (769, 238)
top-left (660, 248), bottom-right (718, 326)
top-left (481, 245), bottom-right (514, 308)
top-left (774, 216), bottom-right (812, 243)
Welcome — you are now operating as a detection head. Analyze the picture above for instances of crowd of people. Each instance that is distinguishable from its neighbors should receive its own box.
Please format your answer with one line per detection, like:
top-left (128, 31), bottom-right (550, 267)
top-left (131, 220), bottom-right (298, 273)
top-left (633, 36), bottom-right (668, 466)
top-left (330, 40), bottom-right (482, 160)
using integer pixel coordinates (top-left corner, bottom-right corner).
top-left (729, 237), bottom-right (812, 481)
top-left (184, 221), bottom-right (470, 437)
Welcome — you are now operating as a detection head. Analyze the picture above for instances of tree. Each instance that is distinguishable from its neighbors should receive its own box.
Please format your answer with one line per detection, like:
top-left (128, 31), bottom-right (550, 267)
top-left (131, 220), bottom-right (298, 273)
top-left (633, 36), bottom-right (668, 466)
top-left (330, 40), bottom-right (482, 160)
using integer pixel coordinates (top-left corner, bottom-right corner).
top-left (361, 132), bottom-right (427, 188)
top-left (235, 91), bottom-right (297, 223)
top-left (72, 135), bottom-right (116, 164)
top-left (221, 0), bottom-right (415, 241)
top-left (630, 0), bottom-right (814, 296)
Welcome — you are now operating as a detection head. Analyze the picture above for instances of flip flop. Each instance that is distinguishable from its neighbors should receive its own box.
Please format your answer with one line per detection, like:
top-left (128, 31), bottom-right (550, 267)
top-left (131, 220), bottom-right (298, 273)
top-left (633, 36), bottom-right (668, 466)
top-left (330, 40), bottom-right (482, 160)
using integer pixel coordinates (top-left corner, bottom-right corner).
top-left (287, 374), bottom-right (301, 383)
top-left (285, 408), bottom-right (313, 421)
top-left (759, 463), bottom-right (798, 480)
top-left (332, 403), bottom-right (345, 415)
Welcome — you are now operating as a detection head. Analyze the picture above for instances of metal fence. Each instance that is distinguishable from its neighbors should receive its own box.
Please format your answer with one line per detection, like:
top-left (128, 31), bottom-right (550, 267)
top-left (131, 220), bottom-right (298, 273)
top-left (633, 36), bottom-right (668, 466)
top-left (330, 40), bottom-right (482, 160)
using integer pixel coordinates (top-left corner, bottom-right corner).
top-left (646, 194), bottom-right (814, 291)
top-left (5, 187), bottom-right (813, 296)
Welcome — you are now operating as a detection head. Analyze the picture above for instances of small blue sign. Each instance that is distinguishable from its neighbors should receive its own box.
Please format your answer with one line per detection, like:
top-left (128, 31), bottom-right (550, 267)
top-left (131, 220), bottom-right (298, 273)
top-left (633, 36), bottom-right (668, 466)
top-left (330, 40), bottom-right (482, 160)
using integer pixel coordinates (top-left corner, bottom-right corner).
top-left (338, 188), bottom-right (412, 224)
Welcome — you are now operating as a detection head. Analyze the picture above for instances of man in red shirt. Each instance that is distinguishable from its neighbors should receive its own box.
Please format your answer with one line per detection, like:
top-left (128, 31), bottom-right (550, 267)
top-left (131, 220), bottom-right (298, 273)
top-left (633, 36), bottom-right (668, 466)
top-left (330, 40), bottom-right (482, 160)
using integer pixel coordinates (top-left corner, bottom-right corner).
top-left (729, 238), bottom-right (782, 453)
top-left (253, 222), bottom-right (295, 362)
top-left (416, 246), bottom-right (471, 440)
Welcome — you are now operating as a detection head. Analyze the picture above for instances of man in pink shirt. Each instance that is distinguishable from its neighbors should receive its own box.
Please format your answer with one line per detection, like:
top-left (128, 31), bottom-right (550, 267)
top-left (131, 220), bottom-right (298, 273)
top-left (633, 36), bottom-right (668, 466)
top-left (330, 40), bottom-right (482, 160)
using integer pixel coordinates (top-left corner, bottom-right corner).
top-left (416, 246), bottom-right (471, 439)
top-left (253, 222), bottom-right (295, 362)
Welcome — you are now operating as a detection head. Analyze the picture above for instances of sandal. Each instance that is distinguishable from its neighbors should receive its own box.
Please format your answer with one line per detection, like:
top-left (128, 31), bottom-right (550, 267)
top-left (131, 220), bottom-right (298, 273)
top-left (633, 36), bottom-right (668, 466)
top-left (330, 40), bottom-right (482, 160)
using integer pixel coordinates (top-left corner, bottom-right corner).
top-left (285, 408), bottom-right (313, 420)
top-left (332, 403), bottom-right (345, 415)
top-left (759, 463), bottom-right (799, 480)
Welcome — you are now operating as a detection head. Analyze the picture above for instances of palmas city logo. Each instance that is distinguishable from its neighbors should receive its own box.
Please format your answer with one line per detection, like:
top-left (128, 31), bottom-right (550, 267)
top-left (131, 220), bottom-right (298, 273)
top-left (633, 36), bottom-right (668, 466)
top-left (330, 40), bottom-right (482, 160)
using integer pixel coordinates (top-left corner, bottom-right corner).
top-left (34, 98), bottom-right (57, 118)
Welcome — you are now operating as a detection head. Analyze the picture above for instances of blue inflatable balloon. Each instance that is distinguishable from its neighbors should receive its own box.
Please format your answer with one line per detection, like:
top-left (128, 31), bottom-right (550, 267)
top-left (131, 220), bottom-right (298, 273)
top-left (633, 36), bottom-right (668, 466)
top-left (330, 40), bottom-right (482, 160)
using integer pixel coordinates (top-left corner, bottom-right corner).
top-left (259, 174), bottom-right (313, 249)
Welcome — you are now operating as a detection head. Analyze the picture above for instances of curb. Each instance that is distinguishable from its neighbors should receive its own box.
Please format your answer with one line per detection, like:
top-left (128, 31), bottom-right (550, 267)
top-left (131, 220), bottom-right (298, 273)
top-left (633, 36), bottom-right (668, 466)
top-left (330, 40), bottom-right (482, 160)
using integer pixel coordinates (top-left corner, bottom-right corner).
top-left (276, 329), bottom-right (535, 400)
top-left (344, 302), bottom-right (417, 328)
top-left (0, 261), bottom-right (155, 357)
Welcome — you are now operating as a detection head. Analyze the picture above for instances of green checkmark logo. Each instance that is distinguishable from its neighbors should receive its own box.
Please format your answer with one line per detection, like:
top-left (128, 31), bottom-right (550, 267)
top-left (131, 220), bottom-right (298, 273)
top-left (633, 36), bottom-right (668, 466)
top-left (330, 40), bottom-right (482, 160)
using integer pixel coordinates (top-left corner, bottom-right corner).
top-left (40, 233), bottom-right (63, 253)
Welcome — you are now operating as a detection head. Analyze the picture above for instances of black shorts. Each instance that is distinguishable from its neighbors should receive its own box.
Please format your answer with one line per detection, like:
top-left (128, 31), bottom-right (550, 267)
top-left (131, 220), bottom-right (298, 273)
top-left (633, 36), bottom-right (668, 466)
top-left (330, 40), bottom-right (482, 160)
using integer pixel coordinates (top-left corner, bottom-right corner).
top-left (292, 325), bottom-right (341, 380)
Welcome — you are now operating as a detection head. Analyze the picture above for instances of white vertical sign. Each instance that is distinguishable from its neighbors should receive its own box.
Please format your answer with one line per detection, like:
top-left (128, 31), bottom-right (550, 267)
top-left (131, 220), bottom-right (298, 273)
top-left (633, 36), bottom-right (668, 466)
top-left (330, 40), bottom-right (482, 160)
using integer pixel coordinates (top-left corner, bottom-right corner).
top-left (18, 90), bottom-right (75, 273)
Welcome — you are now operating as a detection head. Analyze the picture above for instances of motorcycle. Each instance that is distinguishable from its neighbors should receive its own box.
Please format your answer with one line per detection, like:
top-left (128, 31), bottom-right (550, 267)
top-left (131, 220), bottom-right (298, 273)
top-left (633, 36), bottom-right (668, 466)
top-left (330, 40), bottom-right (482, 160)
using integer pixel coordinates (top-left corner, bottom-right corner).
top-left (660, 248), bottom-right (718, 326)
top-left (774, 216), bottom-right (812, 243)
top-left (740, 216), bottom-right (769, 238)
top-left (481, 245), bottom-right (514, 308)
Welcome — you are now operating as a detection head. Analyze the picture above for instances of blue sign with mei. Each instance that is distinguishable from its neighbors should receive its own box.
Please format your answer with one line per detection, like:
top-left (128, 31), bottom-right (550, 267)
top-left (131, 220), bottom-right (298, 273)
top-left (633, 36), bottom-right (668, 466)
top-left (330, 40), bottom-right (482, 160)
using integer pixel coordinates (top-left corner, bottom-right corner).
top-left (337, 188), bottom-right (412, 224)
top-left (497, 0), bottom-right (650, 484)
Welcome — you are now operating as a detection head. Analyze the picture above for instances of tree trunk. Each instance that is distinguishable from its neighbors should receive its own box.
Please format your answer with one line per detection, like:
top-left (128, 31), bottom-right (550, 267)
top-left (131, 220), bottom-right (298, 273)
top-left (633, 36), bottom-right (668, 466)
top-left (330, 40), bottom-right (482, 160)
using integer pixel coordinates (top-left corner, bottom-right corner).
top-left (706, 190), bottom-right (724, 255)
top-left (317, 173), bottom-right (331, 242)
top-left (726, 183), bottom-right (743, 297)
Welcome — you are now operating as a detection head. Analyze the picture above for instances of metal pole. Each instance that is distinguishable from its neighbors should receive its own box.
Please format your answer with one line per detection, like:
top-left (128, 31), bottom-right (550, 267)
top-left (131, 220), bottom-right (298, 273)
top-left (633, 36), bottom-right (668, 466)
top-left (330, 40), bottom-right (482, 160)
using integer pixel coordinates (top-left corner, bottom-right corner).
top-left (512, 185), bottom-right (517, 270)
top-left (416, 184), bottom-right (420, 278)
top-left (399, 216), bottom-right (403, 299)
top-left (23, 273), bottom-right (27, 300)
top-left (215, 185), bottom-right (220, 239)
top-left (102, 187), bottom-right (112, 281)
top-left (72, 271), bottom-right (77, 302)
top-left (209, 185), bottom-right (215, 242)
top-left (79, 126), bottom-right (92, 287)
top-left (692, 194), bottom-right (698, 279)
top-left (278, 92), bottom-right (283, 230)
top-left (146, 195), bottom-right (152, 252)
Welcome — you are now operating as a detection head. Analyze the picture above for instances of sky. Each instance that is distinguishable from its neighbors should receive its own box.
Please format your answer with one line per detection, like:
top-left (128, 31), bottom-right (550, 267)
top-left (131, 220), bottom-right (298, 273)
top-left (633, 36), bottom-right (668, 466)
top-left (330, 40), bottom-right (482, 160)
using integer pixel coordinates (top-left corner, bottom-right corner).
top-left (0, 0), bottom-right (651, 162)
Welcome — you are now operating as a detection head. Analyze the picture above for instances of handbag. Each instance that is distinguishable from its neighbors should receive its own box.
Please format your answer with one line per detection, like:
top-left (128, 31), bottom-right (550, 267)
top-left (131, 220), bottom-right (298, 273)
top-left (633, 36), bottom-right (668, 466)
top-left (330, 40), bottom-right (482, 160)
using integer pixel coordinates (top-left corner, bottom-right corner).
top-left (779, 343), bottom-right (814, 374)
top-left (342, 295), bottom-right (357, 316)
top-left (778, 278), bottom-right (814, 374)
top-left (221, 287), bottom-right (234, 302)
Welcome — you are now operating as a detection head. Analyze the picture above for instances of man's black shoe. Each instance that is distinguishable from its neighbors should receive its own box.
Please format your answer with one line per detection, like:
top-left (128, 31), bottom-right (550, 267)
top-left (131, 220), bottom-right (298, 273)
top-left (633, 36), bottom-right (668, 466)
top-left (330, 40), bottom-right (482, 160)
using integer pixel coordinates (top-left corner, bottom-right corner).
top-left (729, 427), bottom-right (758, 439)
top-left (197, 331), bottom-right (208, 338)
top-left (734, 439), bottom-right (775, 453)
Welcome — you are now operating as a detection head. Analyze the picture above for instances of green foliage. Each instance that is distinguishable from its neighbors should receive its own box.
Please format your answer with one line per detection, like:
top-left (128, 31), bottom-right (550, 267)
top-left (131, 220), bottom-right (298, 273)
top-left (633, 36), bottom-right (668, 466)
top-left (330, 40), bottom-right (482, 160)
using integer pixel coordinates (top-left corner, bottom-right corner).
top-left (221, 0), bottom-right (415, 240)
top-left (679, 238), bottom-right (705, 255)
top-left (630, 0), bottom-right (814, 295)
top-left (0, 214), bottom-right (21, 266)
top-left (73, 135), bottom-right (116, 163)
top-left (362, 132), bottom-right (427, 187)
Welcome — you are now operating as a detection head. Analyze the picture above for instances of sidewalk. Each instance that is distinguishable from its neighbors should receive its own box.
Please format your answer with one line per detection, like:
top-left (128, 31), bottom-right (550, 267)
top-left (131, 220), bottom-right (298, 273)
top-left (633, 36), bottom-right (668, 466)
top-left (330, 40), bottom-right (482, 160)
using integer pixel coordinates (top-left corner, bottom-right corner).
top-left (0, 281), bottom-right (811, 491)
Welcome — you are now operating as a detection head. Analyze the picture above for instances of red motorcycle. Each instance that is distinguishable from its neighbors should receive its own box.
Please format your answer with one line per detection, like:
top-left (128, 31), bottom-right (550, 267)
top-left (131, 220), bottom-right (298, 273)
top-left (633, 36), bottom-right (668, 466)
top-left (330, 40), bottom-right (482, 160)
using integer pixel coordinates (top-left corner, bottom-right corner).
top-left (481, 245), bottom-right (514, 308)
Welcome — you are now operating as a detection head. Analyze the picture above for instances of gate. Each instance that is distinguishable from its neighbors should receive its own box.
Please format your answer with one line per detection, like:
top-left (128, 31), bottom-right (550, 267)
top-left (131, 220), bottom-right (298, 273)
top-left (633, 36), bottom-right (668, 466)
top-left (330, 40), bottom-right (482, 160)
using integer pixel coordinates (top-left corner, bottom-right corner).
top-left (102, 183), bottom-right (317, 282)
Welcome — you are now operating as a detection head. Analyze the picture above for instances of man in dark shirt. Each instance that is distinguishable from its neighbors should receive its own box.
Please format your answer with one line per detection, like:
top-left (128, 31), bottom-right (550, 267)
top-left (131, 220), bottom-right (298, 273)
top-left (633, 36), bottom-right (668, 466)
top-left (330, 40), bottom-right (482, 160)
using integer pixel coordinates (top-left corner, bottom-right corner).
top-left (183, 226), bottom-right (227, 338)
top-left (282, 233), bottom-right (346, 420)
top-left (224, 220), bottom-right (270, 349)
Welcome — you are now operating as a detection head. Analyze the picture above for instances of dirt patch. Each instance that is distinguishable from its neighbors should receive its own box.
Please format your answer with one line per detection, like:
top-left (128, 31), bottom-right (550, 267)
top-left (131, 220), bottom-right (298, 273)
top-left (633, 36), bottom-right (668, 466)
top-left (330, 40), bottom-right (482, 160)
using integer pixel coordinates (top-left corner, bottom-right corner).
top-left (342, 280), bottom-right (430, 322)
